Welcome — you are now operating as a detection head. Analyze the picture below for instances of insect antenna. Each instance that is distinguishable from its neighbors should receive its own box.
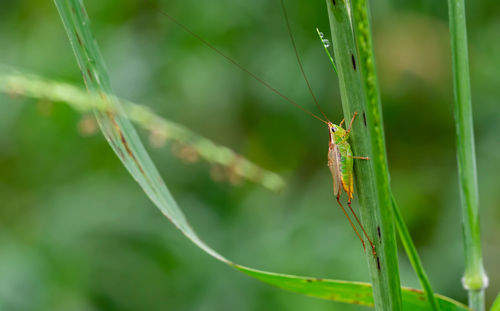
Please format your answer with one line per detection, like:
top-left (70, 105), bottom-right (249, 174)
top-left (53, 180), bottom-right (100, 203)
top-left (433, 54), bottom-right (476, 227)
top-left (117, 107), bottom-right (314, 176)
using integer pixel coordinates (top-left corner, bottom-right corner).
top-left (279, 0), bottom-right (330, 123)
top-left (158, 10), bottom-right (328, 125)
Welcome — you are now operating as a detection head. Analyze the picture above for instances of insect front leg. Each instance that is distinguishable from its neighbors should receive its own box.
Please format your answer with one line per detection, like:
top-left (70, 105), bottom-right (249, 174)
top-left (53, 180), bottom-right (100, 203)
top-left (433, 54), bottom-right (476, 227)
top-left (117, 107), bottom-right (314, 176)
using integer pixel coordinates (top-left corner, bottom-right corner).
top-left (338, 112), bottom-right (359, 144)
top-left (345, 112), bottom-right (359, 136)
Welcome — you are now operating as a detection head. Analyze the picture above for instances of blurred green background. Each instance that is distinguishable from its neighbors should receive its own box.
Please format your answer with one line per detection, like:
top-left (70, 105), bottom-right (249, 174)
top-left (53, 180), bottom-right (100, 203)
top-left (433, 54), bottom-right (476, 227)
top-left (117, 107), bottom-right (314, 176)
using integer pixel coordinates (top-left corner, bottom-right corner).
top-left (1, 0), bottom-right (499, 310)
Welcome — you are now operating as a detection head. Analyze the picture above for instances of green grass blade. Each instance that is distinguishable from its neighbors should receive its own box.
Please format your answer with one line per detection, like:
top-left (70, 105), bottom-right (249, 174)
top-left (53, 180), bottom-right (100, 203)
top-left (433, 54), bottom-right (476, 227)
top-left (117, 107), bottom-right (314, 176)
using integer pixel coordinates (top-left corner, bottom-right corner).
top-left (325, 0), bottom-right (401, 309)
top-left (0, 67), bottom-right (285, 192)
top-left (315, 28), bottom-right (338, 74)
top-left (447, 0), bottom-right (487, 310)
top-left (238, 265), bottom-right (471, 311)
top-left (491, 292), bottom-right (500, 311)
top-left (391, 193), bottom-right (440, 311)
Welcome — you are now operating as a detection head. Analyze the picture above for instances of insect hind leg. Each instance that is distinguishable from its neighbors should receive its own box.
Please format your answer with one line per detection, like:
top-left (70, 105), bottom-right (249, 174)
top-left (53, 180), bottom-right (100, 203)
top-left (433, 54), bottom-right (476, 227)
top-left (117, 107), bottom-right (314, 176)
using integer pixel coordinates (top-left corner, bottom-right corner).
top-left (347, 197), bottom-right (376, 256)
top-left (336, 191), bottom-right (366, 251)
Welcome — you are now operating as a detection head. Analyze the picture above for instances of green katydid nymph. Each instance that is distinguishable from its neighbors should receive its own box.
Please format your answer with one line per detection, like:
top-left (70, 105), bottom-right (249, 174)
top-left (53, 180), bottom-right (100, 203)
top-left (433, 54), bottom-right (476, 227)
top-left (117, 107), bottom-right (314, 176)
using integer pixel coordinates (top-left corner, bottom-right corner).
top-left (159, 0), bottom-right (376, 256)
top-left (327, 114), bottom-right (375, 255)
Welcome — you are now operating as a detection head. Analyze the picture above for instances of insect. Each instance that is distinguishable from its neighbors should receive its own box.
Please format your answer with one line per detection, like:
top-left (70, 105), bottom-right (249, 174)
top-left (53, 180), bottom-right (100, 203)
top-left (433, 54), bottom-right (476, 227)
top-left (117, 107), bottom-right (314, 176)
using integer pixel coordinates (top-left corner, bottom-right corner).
top-left (159, 0), bottom-right (375, 255)
top-left (328, 115), bottom-right (375, 255)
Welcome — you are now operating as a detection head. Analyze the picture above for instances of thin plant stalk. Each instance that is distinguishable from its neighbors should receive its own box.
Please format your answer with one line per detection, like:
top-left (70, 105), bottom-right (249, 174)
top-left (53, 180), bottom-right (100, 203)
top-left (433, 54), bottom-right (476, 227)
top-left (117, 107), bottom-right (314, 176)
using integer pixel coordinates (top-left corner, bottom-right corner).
top-left (447, 0), bottom-right (487, 310)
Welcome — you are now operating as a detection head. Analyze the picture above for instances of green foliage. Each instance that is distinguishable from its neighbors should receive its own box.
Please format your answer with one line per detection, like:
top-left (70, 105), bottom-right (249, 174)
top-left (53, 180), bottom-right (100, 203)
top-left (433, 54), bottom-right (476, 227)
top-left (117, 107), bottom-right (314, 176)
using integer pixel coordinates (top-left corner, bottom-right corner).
top-left (51, 0), bottom-right (475, 309)
top-left (1, 0), bottom-right (498, 310)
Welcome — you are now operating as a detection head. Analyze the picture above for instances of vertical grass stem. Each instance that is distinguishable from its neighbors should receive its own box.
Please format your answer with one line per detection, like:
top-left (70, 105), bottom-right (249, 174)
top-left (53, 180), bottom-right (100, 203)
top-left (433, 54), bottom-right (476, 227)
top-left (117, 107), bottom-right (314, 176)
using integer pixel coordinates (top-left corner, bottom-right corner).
top-left (326, 0), bottom-right (402, 309)
top-left (447, 1), bottom-right (487, 310)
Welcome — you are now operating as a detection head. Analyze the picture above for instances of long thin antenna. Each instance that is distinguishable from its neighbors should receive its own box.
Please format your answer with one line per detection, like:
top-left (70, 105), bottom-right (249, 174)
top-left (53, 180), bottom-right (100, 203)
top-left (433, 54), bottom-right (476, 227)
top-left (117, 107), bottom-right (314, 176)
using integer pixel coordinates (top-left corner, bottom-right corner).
top-left (158, 10), bottom-right (328, 125)
top-left (279, 0), bottom-right (330, 123)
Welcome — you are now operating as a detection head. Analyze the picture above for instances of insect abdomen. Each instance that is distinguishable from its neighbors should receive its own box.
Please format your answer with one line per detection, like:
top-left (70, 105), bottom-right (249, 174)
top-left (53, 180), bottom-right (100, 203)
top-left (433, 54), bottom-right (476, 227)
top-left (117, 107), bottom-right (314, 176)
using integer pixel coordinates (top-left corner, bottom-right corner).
top-left (338, 142), bottom-right (354, 197)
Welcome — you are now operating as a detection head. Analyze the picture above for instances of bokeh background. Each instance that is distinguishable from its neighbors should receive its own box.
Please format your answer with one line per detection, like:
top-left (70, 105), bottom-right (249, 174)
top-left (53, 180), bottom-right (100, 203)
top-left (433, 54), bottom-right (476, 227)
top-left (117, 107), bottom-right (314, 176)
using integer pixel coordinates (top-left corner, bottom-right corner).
top-left (1, 0), bottom-right (499, 310)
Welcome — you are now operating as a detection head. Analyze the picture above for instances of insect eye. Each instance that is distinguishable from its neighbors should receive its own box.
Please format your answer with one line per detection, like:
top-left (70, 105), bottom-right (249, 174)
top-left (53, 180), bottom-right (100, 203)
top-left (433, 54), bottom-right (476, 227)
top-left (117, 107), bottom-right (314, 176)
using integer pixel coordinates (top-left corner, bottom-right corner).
top-left (331, 128), bottom-right (336, 132)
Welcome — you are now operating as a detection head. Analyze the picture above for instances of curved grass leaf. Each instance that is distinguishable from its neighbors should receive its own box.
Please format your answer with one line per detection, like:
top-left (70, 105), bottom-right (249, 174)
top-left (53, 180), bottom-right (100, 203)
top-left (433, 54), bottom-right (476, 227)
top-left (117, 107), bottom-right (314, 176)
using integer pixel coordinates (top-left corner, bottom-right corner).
top-left (53, 0), bottom-right (470, 309)
top-left (237, 265), bottom-right (470, 310)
